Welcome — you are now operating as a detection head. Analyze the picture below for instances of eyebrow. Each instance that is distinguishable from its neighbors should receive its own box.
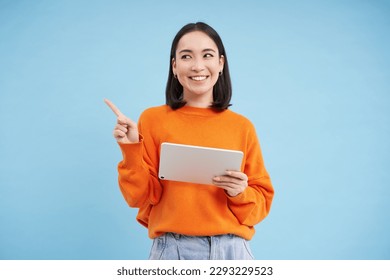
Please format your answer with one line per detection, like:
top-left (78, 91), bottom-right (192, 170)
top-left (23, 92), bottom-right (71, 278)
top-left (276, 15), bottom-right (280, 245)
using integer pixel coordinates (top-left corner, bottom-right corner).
top-left (178, 48), bottom-right (217, 53)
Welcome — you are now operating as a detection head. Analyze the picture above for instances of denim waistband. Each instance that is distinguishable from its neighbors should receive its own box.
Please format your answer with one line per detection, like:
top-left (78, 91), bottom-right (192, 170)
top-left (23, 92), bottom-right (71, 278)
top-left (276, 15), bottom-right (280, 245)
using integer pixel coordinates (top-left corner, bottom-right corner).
top-left (169, 232), bottom-right (238, 240)
top-left (149, 232), bottom-right (254, 260)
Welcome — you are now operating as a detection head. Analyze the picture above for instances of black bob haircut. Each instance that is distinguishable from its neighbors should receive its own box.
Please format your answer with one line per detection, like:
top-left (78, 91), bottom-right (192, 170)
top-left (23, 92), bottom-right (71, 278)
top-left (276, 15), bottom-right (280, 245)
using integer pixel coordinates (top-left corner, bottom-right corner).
top-left (165, 22), bottom-right (232, 110)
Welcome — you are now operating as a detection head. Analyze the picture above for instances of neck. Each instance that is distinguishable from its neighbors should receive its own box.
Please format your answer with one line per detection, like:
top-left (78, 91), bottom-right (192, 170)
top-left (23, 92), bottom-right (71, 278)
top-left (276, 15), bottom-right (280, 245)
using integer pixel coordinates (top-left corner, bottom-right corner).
top-left (183, 91), bottom-right (213, 108)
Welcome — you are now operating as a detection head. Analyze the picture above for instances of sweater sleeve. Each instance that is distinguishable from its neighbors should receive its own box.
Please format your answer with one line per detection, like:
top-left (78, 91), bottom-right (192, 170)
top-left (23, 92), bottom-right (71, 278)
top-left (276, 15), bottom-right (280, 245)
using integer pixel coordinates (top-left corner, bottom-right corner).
top-left (227, 124), bottom-right (274, 226)
top-left (117, 139), bottom-right (148, 208)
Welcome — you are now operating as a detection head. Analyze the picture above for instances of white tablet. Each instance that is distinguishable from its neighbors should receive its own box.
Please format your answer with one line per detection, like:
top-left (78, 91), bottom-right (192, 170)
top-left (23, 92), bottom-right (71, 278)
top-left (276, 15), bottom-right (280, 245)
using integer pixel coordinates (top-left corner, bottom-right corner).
top-left (158, 142), bottom-right (244, 185)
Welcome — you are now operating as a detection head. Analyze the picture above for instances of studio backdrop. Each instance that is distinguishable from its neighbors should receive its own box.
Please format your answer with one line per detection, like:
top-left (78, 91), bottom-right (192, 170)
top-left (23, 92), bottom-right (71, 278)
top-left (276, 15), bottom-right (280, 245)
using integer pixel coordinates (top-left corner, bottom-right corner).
top-left (0, 0), bottom-right (389, 259)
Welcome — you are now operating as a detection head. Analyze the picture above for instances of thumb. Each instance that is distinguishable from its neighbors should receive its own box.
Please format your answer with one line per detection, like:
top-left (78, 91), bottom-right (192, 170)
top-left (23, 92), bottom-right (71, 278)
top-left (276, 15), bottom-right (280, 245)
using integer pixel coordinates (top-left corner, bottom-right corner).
top-left (117, 115), bottom-right (137, 128)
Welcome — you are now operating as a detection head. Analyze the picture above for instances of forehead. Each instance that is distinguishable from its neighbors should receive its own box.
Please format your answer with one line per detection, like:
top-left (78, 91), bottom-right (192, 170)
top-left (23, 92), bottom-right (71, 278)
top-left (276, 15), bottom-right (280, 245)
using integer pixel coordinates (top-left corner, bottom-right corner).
top-left (176, 31), bottom-right (218, 52)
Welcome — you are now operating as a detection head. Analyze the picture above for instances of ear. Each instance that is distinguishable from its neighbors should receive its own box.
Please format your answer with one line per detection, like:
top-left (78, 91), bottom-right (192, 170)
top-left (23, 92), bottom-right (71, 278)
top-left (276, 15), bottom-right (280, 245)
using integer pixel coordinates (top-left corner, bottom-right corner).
top-left (172, 58), bottom-right (176, 73)
top-left (219, 55), bottom-right (225, 72)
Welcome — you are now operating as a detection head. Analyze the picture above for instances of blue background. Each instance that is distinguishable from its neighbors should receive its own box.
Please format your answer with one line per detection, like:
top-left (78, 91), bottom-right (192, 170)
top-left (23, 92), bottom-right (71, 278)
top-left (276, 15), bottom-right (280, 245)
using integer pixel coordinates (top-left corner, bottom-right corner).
top-left (1, 0), bottom-right (389, 260)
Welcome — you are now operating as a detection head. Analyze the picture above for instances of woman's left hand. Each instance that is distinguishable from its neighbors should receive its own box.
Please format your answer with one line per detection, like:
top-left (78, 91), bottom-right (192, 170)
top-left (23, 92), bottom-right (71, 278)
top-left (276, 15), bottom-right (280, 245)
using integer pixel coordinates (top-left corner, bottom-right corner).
top-left (212, 171), bottom-right (248, 197)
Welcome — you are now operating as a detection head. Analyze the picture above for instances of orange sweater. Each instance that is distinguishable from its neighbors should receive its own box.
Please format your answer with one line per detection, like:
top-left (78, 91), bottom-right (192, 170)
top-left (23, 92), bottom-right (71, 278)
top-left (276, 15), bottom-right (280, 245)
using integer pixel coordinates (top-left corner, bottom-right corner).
top-left (117, 105), bottom-right (274, 240)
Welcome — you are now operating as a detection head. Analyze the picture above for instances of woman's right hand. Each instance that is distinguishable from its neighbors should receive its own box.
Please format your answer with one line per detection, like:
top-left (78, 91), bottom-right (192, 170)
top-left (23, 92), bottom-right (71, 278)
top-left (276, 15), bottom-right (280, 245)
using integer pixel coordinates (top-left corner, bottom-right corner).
top-left (104, 99), bottom-right (139, 143)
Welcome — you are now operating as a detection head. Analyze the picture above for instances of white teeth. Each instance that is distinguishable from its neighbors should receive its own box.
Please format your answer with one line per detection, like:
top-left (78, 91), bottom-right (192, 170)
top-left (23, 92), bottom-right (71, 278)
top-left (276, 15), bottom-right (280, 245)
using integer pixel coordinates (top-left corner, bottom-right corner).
top-left (191, 76), bottom-right (207, 81)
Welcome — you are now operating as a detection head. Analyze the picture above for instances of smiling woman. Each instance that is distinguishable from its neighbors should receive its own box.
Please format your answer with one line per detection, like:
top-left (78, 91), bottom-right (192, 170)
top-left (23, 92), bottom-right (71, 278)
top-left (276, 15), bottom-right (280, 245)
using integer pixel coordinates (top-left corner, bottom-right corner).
top-left (105, 22), bottom-right (274, 260)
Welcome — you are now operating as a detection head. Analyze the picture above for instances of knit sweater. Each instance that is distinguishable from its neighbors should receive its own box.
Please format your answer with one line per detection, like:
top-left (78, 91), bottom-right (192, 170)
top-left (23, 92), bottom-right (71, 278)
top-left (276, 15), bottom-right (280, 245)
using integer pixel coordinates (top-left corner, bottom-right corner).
top-left (117, 105), bottom-right (274, 240)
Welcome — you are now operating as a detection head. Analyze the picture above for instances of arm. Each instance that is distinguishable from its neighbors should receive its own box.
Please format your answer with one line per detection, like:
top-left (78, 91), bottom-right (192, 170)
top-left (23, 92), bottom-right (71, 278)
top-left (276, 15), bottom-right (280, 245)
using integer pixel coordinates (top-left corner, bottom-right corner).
top-left (213, 125), bottom-right (274, 226)
top-left (105, 99), bottom-right (162, 209)
top-left (117, 122), bottom-right (163, 209)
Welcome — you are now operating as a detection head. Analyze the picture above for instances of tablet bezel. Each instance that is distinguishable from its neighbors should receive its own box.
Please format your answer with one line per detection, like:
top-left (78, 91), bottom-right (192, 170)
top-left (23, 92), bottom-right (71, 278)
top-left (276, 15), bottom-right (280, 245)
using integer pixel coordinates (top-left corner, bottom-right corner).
top-left (158, 142), bottom-right (244, 185)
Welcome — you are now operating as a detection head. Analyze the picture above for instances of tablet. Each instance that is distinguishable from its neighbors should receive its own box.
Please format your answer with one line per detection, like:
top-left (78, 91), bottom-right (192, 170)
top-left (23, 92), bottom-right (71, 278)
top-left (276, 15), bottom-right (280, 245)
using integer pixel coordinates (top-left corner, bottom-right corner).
top-left (158, 142), bottom-right (244, 185)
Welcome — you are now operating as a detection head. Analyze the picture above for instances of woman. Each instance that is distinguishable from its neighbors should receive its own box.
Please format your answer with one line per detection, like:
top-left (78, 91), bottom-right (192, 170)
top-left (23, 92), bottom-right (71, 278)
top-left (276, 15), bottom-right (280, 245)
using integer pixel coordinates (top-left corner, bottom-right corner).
top-left (105, 22), bottom-right (274, 260)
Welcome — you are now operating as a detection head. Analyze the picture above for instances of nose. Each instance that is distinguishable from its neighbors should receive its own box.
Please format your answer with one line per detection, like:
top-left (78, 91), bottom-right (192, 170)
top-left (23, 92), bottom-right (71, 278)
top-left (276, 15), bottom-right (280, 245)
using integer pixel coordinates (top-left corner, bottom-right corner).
top-left (191, 58), bottom-right (205, 72)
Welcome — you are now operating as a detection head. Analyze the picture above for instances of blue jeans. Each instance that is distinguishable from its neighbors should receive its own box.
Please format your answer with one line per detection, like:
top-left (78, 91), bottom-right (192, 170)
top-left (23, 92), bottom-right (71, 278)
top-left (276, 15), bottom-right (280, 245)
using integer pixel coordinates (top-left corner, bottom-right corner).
top-left (148, 233), bottom-right (254, 260)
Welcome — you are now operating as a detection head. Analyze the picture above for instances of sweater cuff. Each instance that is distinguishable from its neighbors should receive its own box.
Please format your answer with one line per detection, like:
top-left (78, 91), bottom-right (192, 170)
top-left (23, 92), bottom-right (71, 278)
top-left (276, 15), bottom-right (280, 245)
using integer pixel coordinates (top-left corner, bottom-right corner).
top-left (117, 134), bottom-right (144, 168)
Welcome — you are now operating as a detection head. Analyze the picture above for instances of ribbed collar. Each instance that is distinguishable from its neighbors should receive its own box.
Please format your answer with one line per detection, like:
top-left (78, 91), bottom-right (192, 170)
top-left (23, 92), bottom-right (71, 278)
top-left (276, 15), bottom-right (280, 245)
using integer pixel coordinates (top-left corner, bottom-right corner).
top-left (175, 105), bottom-right (227, 117)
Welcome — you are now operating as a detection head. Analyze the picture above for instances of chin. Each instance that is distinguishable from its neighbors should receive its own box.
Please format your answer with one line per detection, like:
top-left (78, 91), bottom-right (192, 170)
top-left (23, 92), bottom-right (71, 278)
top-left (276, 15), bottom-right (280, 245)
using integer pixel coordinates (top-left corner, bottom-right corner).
top-left (188, 87), bottom-right (213, 95)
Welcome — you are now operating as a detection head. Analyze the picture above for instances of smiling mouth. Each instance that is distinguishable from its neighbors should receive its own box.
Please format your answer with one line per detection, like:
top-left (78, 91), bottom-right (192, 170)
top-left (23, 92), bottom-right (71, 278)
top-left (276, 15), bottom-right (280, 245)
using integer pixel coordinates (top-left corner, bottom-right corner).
top-left (190, 76), bottom-right (208, 81)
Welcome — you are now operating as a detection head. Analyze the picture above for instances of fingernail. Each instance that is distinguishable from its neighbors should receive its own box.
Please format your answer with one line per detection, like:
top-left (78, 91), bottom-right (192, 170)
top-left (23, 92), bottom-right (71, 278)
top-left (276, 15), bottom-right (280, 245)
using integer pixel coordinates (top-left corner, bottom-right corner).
top-left (214, 177), bottom-right (220, 181)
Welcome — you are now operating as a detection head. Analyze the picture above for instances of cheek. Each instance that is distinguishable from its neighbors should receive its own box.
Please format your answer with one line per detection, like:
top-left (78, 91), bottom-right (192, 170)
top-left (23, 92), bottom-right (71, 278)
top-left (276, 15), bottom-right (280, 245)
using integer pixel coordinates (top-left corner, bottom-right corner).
top-left (212, 63), bottom-right (222, 74)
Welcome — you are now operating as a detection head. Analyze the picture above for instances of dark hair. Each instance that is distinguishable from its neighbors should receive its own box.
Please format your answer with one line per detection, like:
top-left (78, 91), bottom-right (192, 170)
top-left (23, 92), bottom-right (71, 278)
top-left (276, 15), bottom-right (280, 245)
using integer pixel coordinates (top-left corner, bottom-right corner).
top-left (165, 22), bottom-right (232, 110)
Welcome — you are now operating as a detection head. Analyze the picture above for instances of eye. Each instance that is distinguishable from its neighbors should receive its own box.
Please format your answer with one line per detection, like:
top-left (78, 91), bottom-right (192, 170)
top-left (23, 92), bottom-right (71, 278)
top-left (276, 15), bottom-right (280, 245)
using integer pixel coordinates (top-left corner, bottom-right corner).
top-left (181, 54), bottom-right (191, 59)
top-left (204, 53), bottom-right (214, 58)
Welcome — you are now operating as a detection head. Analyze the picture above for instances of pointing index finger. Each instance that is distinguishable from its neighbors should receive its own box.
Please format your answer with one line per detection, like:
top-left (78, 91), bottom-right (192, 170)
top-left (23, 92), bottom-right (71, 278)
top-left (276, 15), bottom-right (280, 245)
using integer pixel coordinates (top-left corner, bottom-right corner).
top-left (104, 99), bottom-right (123, 117)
